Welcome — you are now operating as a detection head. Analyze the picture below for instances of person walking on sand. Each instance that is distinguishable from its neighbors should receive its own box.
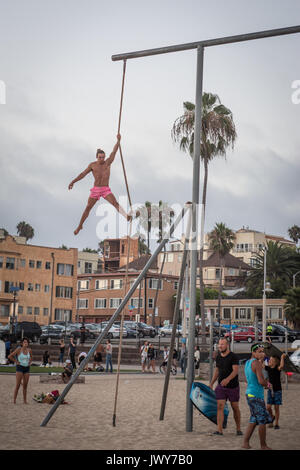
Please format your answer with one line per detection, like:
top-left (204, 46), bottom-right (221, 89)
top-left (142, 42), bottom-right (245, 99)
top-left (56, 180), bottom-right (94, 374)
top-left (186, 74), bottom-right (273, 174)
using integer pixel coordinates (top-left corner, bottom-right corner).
top-left (68, 336), bottom-right (77, 370)
top-left (68, 133), bottom-right (133, 235)
top-left (209, 337), bottom-right (242, 436)
top-left (140, 341), bottom-right (149, 373)
top-left (8, 337), bottom-right (32, 404)
top-left (242, 343), bottom-right (273, 450)
top-left (147, 343), bottom-right (156, 373)
top-left (265, 353), bottom-right (286, 430)
top-left (58, 338), bottom-right (65, 366)
top-left (105, 339), bottom-right (113, 373)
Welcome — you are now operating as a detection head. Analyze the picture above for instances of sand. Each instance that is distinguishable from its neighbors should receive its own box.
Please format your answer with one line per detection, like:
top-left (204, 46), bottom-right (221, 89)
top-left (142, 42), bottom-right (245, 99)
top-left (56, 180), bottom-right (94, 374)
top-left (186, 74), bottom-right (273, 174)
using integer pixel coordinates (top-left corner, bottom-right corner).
top-left (0, 373), bottom-right (299, 451)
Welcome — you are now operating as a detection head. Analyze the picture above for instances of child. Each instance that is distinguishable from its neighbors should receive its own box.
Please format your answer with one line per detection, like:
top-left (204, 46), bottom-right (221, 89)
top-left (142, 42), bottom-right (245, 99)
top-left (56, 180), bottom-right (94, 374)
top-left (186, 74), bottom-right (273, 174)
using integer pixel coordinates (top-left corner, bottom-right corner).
top-left (265, 354), bottom-right (286, 429)
top-left (61, 359), bottom-right (73, 383)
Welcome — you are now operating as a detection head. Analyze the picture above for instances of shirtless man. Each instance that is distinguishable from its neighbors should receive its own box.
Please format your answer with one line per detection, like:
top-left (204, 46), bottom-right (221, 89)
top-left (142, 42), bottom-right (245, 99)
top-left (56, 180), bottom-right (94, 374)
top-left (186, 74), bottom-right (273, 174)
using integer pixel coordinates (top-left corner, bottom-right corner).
top-left (69, 134), bottom-right (132, 235)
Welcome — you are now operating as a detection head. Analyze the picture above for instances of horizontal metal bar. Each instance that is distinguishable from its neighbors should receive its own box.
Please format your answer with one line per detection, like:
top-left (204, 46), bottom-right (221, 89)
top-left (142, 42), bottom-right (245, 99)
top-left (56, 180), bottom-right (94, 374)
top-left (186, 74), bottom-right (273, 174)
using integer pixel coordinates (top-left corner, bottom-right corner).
top-left (112, 25), bottom-right (300, 61)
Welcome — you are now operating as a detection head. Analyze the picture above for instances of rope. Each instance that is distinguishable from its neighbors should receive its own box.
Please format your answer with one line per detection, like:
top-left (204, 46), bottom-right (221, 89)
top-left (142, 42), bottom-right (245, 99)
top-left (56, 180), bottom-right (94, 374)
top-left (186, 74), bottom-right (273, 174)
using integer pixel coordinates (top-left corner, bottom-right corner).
top-left (112, 59), bottom-right (133, 427)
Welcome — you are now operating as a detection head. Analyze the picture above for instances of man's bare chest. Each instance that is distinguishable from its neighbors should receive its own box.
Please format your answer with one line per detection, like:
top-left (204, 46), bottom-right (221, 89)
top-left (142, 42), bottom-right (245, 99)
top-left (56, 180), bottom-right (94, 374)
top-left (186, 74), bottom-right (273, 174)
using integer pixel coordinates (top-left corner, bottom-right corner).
top-left (91, 162), bottom-right (110, 177)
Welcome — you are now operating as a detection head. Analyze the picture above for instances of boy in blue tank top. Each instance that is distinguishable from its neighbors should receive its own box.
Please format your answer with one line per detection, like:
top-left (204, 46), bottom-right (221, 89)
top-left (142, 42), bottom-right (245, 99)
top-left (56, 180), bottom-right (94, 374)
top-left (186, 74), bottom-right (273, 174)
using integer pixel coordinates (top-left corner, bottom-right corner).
top-left (242, 343), bottom-right (273, 450)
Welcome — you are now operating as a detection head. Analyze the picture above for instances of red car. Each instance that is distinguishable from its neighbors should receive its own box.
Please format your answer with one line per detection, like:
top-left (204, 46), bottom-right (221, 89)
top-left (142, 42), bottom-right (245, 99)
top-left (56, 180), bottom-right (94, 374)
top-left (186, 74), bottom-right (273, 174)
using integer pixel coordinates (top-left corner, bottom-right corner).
top-left (226, 327), bottom-right (262, 343)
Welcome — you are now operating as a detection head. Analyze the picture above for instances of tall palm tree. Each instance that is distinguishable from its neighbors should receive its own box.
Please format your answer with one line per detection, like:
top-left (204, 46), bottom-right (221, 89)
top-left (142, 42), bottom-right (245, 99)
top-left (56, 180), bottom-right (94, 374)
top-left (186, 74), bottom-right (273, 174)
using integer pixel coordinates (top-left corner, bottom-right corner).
top-left (247, 240), bottom-right (297, 297)
top-left (284, 287), bottom-right (300, 328)
top-left (172, 93), bottom-right (237, 343)
top-left (208, 222), bottom-right (236, 326)
top-left (288, 225), bottom-right (300, 244)
top-left (16, 221), bottom-right (34, 241)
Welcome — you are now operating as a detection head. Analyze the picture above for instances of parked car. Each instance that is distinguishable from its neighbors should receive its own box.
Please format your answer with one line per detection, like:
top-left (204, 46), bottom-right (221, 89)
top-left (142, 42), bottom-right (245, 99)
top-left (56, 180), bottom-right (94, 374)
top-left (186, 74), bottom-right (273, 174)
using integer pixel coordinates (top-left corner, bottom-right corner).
top-left (123, 321), bottom-right (156, 338)
top-left (290, 348), bottom-right (300, 368)
top-left (97, 322), bottom-right (128, 339)
top-left (158, 324), bottom-right (183, 337)
top-left (226, 326), bottom-right (262, 343)
top-left (0, 321), bottom-right (42, 343)
top-left (268, 324), bottom-right (298, 343)
top-left (40, 326), bottom-right (64, 344)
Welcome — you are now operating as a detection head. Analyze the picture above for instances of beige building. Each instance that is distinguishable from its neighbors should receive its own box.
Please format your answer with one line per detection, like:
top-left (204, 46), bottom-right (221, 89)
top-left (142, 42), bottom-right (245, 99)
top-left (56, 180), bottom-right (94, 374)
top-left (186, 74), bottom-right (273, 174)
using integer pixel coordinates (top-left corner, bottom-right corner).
top-left (0, 232), bottom-right (77, 325)
top-left (230, 227), bottom-right (296, 266)
top-left (204, 298), bottom-right (286, 326)
top-left (77, 250), bottom-right (103, 275)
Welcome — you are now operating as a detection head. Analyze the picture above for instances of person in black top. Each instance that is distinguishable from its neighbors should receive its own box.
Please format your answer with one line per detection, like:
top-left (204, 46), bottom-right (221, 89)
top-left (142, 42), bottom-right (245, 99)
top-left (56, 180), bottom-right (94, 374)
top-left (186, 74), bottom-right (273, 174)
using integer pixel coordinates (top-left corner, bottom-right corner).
top-left (265, 354), bottom-right (286, 429)
top-left (68, 336), bottom-right (77, 369)
top-left (210, 337), bottom-right (242, 436)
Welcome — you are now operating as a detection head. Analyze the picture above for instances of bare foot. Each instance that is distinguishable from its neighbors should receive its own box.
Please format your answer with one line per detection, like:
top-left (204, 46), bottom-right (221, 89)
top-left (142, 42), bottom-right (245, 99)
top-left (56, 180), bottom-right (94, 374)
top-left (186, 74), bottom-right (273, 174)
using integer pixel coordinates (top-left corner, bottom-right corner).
top-left (261, 446), bottom-right (272, 450)
top-left (242, 443), bottom-right (251, 449)
top-left (74, 225), bottom-right (83, 235)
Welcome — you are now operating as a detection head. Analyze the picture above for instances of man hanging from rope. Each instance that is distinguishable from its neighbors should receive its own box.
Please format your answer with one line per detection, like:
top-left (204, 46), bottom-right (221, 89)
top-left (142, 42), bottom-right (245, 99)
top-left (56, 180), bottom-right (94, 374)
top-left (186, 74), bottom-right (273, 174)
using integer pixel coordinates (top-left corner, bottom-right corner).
top-left (68, 133), bottom-right (132, 235)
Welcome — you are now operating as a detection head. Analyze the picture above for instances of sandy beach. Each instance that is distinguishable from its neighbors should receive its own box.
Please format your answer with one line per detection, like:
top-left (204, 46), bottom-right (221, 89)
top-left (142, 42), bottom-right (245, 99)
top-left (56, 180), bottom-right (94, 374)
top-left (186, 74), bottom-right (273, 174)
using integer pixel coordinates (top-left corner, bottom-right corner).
top-left (1, 373), bottom-right (299, 451)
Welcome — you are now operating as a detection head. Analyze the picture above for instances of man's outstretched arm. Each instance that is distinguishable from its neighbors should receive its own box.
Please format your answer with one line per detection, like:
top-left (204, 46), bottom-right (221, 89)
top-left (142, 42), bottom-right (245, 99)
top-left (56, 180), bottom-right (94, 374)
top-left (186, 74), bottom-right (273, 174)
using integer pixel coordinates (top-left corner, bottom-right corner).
top-left (106, 134), bottom-right (121, 165)
top-left (68, 164), bottom-right (92, 189)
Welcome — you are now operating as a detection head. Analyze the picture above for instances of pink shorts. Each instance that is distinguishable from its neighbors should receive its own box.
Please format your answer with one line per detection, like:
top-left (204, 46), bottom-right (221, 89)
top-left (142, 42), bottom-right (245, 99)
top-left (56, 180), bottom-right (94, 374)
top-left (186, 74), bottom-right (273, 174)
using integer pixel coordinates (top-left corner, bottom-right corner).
top-left (90, 186), bottom-right (112, 200)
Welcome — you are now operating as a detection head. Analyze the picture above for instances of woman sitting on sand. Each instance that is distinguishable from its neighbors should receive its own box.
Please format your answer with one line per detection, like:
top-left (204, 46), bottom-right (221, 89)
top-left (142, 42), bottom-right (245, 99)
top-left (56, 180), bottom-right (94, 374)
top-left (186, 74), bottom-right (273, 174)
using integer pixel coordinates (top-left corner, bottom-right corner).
top-left (8, 337), bottom-right (32, 404)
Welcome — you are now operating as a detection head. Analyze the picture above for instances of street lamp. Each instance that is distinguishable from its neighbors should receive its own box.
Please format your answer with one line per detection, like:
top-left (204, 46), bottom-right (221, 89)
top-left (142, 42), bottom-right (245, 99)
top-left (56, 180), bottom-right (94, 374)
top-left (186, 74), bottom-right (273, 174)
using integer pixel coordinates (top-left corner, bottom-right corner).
top-left (9, 286), bottom-right (20, 335)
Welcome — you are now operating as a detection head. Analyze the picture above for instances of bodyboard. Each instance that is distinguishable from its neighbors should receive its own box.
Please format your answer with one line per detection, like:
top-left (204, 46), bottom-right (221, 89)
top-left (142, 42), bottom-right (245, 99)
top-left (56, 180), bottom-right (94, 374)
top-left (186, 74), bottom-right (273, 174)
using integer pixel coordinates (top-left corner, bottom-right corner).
top-left (190, 382), bottom-right (229, 428)
top-left (262, 342), bottom-right (300, 374)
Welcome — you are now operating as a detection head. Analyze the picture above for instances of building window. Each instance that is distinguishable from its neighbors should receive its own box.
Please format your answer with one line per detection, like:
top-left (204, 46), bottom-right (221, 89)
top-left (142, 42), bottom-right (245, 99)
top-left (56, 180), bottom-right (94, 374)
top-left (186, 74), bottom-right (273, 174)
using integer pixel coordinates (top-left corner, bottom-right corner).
top-left (29, 260), bottom-right (35, 268)
top-left (167, 253), bottom-right (174, 262)
top-left (27, 306), bottom-right (33, 315)
top-left (45, 261), bottom-right (51, 270)
top-left (174, 281), bottom-right (178, 290)
top-left (95, 298), bottom-right (107, 309)
top-left (78, 280), bottom-right (90, 290)
top-left (35, 284), bottom-right (41, 292)
top-left (56, 286), bottom-right (73, 299)
top-left (223, 308), bottom-right (231, 320)
top-left (43, 308), bottom-right (49, 316)
top-left (6, 257), bottom-right (15, 269)
top-left (235, 307), bottom-right (251, 320)
top-left (84, 262), bottom-right (92, 274)
top-left (215, 269), bottom-right (221, 280)
top-left (149, 278), bottom-right (163, 290)
top-left (0, 305), bottom-right (10, 317)
top-left (19, 259), bottom-right (26, 268)
top-left (96, 279), bottom-right (108, 290)
top-left (130, 298), bottom-right (143, 308)
top-left (54, 309), bottom-right (72, 321)
top-left (77, 299), bottom-right (88, 309)
top-left (57, 263), bottom-right (73, 276)
top-left (44, 285), bottom-right (50, 293)
top-left (18, 306), bottom-right (23, 315)
top-left (110, 279), bottom-right (123, 290)
top-left (268, 307), bottom-right (282, 320)
top-left (5, 281), bottom-right (15, 293)
top-left (0, 256), bottom-right (3, 268)
top-left (19, 282), bottom-right (24, 291)
top-left (148, 298), bottom-right (154, 309)
top-left (28, 283), bottom-right (34, 292)
top-left (34, 307), bottom-right (40, 316)
top-left (36, 261), bottom-right (42, 269)
top-left (109, 298), bottom-right (122, 309)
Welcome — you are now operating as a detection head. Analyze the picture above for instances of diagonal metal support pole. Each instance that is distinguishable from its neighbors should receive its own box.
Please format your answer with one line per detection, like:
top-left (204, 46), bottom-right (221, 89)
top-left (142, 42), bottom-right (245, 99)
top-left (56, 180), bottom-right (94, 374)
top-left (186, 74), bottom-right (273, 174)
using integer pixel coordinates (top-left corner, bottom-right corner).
top-left (40, 203), bottom-right (191, 427)
top-left (159, 207), bottom-right (192, 420)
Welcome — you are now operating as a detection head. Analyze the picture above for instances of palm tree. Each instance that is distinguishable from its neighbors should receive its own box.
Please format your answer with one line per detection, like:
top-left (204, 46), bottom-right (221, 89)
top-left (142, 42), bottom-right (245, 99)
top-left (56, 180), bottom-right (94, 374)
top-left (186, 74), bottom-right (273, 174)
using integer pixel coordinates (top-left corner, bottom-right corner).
top-left (208, 222), bottom-right (236, 326)
top-left (246, 241), bottom-right (297, 297)
top-left (284, 287), bottom-right (300, 328)
top-left (288, 225), bottom-right (300, 244)
top-left (16, 221), bottom-right (34, 241)
top-left (172, 93), bottom-right (237, 343)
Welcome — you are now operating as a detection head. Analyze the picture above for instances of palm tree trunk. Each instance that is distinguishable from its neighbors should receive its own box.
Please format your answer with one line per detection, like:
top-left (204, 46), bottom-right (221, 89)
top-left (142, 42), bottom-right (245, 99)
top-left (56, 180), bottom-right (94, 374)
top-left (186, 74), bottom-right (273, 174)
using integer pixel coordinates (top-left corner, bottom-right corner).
top-left (199, 160), bottom-right (208, 345)
top-left (217, 257), bottom-right (224, 335)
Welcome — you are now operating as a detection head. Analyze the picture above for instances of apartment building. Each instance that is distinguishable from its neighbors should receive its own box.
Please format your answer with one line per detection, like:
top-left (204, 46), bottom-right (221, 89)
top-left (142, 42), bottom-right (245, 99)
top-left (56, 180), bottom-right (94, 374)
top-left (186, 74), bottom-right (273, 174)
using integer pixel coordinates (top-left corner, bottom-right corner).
top-left (231, 227), bottom-right (296, 266)
top-left (77, 265), bottom-right (178, 326)
top-left (78, 250), bottom-right (103, 275)
top-left (0, 232), bottom-right (77, 325)
top-left (102, 236), bottom-right (139, 272)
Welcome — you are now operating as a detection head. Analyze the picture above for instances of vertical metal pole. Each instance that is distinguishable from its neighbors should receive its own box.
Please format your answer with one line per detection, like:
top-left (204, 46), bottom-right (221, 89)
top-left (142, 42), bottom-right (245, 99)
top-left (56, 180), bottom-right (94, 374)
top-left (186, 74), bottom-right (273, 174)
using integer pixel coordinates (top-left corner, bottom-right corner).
top-left (160, 209), bottom-right (192, 420)
top-left (186, 45), bottom-right (204, 432)
top-left (262, 247), bottom-right (267, 341)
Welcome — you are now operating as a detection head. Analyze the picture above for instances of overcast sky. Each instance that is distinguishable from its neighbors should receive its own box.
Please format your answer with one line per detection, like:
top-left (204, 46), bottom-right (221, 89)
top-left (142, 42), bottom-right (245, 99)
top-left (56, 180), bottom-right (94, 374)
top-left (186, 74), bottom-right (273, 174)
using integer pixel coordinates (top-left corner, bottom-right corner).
top-left (0, 0), bottom-right (300, 252)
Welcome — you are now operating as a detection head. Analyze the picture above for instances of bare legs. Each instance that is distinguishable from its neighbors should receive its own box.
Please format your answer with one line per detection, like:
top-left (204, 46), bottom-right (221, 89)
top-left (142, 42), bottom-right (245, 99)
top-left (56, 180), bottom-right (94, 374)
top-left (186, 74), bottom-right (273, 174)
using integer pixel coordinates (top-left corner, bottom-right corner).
top-left (74, 193), bottom-right (132, 235)
top-left (242, 423), bottom-right (272, 450)
top-left (14, 372), bottom-right (29, 404)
